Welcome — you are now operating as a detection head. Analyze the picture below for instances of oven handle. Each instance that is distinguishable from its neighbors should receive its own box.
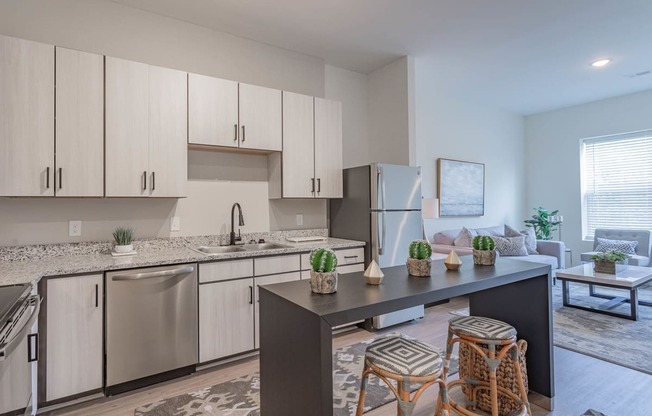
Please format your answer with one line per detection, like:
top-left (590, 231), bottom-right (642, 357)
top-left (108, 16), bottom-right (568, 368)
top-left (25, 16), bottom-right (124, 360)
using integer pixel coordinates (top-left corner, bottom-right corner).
top-left (112, 266), bottom-right (195, 281)
top-left (0, 295), bottom-right (41, 361)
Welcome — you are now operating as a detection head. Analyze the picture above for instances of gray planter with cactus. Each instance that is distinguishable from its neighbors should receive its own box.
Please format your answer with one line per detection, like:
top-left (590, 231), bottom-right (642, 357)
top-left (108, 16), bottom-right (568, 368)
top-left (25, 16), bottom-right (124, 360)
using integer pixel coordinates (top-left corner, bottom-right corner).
top-left (407, 240), bottom-right (432, 277)
top-left (472, 235), bottom-right (496, 266)
top-left (309, 248), bottom-right (338, 294)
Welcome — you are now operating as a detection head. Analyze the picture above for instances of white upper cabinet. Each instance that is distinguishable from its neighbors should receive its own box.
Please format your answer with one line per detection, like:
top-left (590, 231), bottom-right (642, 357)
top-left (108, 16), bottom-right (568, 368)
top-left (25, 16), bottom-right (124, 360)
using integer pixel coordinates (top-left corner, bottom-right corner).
top-left (188, 74), bottom-right (239, 148)
top-left (105, 57), bottom-right (150, 197)
top-left (273, 92), bottom-right (343, 199)
top-left (148, 65), bottom-right (187, 197)
top-left (55, 47), bottom-right (104, 197)
top-left (0, 35), bottom-right (54, 196)
top-left (281, 91), bottom-right (315, 198)
top-left (188, 75), bottom-right (282, 152)
top-left (314, 98), bottom-right (343, 198)
top-left (106, 57), bottom-right (187, 197)
top-left (239, 83), bottom-right (282, 151)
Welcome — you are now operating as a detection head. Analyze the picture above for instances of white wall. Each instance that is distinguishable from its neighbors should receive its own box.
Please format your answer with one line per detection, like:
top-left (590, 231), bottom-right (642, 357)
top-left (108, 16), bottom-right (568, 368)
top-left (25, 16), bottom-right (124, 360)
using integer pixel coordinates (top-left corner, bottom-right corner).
top-left (0, 0), bottom-right (328, 245)
top-left (415, 58), bottom-right (526, 236)
top-left (324, 65), bottom-right (369, 168)
top-left (368, 57), bottom-right (413, 166)
top-left (525, 89), bottom-right (652, 261)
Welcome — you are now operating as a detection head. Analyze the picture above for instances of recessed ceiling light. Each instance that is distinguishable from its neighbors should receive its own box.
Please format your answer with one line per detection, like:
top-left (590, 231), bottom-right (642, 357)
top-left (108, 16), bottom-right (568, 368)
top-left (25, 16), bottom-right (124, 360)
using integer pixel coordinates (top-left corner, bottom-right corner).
top-left (592, 59), bottom-right (612, 68)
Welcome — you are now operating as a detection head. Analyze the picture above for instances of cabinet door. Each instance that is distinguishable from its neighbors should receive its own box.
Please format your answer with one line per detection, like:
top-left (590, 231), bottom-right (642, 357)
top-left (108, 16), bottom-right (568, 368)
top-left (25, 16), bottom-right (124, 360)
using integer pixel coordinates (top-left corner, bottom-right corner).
top-left (239, 83), bottom-right (282, 151)
top-left (148, 65), bottom-right (187, 197)
top-left (46, 274), bottom-right (103, 401)
top-left (254, 272), bottom-right (301, 348)
top-left (0, 35), bottom-right (54, 196)
top-left (188, 74), bottom-right (238, 147)
top-left (199, 279), bottom-right (255, 362)
top-left (282, 91), bottom-right (315, 198)
top-left (55, 47), bottom-right (104, 197)
top-left (314, 98), bottom-right (343, 198)
top-left (105, 57), bottom-right (149, 196)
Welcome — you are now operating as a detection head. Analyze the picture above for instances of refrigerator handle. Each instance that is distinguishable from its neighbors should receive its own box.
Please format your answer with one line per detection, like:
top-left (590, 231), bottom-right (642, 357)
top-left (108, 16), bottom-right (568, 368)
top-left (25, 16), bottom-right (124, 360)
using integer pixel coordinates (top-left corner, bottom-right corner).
top-left (379, 211), bottom-right (386, 255)
top-left (377, 166), bottom-right (386, 255)
top-left (378, 166), bottom-right (386, 211)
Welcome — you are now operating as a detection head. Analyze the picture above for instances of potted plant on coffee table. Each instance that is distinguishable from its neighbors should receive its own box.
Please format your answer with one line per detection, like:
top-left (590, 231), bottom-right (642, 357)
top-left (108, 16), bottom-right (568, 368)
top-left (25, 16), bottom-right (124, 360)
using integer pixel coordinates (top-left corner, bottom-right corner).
top-left (309, 248), bottom-right (339, 294)
top-left (472, 235), bottom-right (496, 266)
top-left (590, 250), bottom-right (630, 274)
top-left (112, 227), bottom-right (134, 253)
top-left (406, 240), bottom-right (432, 277)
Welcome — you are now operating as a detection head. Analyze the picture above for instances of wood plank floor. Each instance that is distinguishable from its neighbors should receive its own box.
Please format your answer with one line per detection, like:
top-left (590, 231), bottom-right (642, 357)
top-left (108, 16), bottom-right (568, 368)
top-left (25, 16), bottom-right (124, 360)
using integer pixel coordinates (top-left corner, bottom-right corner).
top-left (47, 297), bottom-right (652, 416)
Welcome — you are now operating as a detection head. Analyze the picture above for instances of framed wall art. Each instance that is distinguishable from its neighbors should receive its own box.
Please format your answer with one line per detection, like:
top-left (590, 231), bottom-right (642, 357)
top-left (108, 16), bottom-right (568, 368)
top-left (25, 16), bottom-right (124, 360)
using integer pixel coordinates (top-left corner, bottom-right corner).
top-left (437, 158), bottom-right (485, 216)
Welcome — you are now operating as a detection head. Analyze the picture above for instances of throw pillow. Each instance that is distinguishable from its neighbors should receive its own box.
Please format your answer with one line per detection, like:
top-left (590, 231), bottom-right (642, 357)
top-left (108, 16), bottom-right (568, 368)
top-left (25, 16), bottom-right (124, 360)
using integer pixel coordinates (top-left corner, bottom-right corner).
top-left (493, 236), bottom-right (528, 256)
top-left (595, 237), bottom-right (637, 255)
top-left (453, 227), bottom-right (477, 247)
top-left (504, 225), bottom-right (538, 255)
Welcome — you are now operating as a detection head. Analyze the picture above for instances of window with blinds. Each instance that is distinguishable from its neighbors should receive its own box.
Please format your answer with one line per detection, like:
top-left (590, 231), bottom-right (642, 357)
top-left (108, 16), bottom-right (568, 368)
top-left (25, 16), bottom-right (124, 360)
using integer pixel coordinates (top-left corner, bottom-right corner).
top-left (581, 130), bottom-right (652, 240)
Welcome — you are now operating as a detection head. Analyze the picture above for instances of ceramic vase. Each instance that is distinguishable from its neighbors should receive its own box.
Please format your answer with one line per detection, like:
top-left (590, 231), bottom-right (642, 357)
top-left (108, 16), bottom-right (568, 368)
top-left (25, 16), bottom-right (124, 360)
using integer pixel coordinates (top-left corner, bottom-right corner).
top-left (473, 249), bottom-right (496, 266)
top-left (310, 270), bottom-right (338, 294)
top-left (406, 258), bottom-right (432, 277)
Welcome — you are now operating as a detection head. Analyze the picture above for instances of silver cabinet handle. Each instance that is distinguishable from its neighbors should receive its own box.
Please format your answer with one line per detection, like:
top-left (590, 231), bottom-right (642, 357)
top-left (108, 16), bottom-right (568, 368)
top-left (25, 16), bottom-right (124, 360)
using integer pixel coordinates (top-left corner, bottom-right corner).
top-left (142, 171), bottom-right (147, 191)
top-left (344, 255), bottom-right (358, 259)
top-left (0, 296), bottom-right (41, 361)
top-left (234, 124), bottom-right (238, 142)
top-left (151, 171), bottom-right (155, 191)
top-left (249, 285), bottom-right (253, 304)
top-left (112, 266), bottom-right (195, 281)
top-left (58, 167), bottom-right (63, 189)
top-left (46, 167), bottom-right (50, 189)
top-left (241, 125), bottom-right (246, 142)
top-left (317, 178), bottom-right (321, 194)
top-left (311, 178), bottom-right (315, 194)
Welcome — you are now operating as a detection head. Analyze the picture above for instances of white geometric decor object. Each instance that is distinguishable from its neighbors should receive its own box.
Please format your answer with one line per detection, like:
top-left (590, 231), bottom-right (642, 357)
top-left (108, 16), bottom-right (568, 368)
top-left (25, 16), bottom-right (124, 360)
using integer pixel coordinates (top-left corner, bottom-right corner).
top-left (364, 260), bottom-right (384, 285)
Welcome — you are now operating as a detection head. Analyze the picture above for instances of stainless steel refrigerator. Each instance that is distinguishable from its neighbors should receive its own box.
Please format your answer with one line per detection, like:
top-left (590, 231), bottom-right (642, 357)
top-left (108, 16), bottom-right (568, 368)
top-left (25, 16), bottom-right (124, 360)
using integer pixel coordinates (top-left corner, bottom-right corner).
top-left (329, 163), bottom-right (425, 329)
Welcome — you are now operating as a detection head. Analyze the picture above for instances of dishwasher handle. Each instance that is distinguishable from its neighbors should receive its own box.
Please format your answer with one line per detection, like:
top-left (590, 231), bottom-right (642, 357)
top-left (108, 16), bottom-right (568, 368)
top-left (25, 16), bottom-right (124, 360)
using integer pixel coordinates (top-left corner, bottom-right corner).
top-left (0, 296), bottom-right (41, 361)
top-left (112, 266), bottom-right (195, 281)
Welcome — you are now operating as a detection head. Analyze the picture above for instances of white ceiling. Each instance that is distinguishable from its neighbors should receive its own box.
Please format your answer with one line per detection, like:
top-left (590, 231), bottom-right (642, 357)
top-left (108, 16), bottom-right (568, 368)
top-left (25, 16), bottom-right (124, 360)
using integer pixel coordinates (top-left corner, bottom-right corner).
top-left (110, 0), bottom-right (652, 115)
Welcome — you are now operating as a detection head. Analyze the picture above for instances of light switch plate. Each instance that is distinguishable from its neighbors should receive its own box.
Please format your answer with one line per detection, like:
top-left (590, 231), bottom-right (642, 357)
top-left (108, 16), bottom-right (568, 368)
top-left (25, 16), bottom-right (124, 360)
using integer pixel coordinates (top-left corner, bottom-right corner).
top-left (171, 216), bottom-right (181, 231)
top-left (296, 214), bottom-right (304, 226)
top-left (69, 220), bottom-right (82, 237)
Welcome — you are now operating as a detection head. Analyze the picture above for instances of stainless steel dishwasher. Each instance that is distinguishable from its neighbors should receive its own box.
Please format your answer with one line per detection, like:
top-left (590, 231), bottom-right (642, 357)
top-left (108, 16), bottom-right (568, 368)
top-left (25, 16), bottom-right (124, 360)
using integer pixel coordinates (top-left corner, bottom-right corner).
top-left (105, 263), bottom-right (198, 394)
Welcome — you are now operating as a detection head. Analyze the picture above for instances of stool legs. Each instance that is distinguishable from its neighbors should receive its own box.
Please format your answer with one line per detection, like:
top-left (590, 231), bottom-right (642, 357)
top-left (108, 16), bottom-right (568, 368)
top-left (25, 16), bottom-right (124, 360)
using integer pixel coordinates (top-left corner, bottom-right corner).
top-left (356, 363), bottom-right (372, 416)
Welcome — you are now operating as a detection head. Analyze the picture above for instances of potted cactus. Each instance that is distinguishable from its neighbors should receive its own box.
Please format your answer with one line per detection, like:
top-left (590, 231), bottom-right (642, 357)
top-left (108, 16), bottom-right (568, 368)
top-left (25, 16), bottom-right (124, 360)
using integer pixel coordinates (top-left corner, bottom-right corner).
top-left (591, 250), bottom-right (629, 274)
top-left (406, 240), bottom-right (432, 277)
top-left (112, 227), bottom-right (134, 253)
top-left (472, 235), bottom-right (496, 266)
top-left (309, 248), bottom-right (339, 294)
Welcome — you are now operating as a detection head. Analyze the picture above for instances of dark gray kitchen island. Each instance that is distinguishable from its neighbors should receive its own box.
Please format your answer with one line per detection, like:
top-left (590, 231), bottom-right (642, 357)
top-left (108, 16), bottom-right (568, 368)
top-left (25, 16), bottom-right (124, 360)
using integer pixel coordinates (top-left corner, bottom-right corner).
top-left (259, 257), bottom-right (554, 415)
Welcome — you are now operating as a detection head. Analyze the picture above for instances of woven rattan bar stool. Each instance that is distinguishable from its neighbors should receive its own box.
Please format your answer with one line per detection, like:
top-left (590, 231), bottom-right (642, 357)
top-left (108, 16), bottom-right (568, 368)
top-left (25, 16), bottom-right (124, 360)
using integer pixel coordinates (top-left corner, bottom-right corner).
top-left (442, 316), bottom-right (530, 416)
top-left (356, 334), bottom-right (450, 416)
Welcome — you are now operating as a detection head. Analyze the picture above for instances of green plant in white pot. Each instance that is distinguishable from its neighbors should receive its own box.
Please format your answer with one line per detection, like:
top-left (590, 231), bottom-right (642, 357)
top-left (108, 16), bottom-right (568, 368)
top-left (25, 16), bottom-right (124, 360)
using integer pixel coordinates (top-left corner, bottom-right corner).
top-left (309, 248), bottom-right (338, 294)
top-left (112, 227), bottom-right (134, 253)
top-left (406, 240), bottom-right (432, 277)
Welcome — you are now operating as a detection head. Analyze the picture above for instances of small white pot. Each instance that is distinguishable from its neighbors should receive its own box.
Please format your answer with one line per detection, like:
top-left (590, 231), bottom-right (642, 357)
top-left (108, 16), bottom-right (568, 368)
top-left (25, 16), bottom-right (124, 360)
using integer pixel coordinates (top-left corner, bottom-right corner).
top-left (114, 244), bottom-right (134, 253)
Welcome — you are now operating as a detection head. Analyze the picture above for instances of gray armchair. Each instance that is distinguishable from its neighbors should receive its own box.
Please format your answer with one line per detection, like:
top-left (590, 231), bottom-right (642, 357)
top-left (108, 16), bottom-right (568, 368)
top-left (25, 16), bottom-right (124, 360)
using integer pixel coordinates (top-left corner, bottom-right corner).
top-left (580, 229), bottom-right (652, 267)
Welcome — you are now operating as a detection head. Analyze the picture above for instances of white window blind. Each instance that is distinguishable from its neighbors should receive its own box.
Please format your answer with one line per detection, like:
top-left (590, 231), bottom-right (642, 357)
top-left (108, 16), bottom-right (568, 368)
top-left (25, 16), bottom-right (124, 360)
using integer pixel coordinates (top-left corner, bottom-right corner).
top-left (581, 130), bottom-right (652, 240)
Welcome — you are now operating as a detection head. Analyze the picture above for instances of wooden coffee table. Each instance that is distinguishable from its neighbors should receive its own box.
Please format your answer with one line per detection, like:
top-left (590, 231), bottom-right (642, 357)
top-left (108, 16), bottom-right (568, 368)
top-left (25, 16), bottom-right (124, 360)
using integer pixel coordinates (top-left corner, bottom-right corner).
top-left (556, 263), bottom-right (652, 320)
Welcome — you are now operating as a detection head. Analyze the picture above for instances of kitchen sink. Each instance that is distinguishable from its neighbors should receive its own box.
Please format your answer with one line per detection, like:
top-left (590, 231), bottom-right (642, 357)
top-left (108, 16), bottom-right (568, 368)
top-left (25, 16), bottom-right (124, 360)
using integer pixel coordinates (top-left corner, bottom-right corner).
top-left (243, 243), bottom-right (288, 251)
top-left (195, 246), bottom-right (246, 254)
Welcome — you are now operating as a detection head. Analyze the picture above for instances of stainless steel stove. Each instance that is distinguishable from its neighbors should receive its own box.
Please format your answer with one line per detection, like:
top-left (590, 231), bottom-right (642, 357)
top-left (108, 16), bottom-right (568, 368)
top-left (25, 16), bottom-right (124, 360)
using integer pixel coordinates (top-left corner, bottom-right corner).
top-left (0, 284), bottom-right (40, 416)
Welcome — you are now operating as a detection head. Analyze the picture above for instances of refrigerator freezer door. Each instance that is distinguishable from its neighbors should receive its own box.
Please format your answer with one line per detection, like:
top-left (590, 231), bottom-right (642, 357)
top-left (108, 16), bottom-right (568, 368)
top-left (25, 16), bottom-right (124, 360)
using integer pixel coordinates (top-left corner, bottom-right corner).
top-left (373, 164), bottom-right (422, 211)
top-left (372, 211), bottom-right (424, 267)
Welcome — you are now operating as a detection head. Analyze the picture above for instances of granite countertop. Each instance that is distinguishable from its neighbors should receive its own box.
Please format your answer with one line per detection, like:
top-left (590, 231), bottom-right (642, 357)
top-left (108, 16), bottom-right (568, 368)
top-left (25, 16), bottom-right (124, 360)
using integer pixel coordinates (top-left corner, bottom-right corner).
top-left (0, 238), bottom-right (365, 286)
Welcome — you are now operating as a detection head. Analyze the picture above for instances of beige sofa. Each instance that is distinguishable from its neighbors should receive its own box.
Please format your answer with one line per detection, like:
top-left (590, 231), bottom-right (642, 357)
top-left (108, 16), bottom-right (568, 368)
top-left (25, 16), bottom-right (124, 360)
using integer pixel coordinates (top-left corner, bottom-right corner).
top-left (424, 224), bottom-right (565, 274)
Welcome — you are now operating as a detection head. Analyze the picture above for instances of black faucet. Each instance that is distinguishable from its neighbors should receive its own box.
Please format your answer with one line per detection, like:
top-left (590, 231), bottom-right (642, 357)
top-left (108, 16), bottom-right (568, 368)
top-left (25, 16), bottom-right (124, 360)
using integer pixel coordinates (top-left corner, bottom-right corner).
top-left (230, 203), bottom-right (245, 245)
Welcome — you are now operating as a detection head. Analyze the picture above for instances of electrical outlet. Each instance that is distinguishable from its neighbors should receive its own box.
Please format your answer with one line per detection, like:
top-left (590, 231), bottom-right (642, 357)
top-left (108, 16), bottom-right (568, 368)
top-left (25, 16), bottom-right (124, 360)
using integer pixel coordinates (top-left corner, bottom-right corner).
top-left (69, 220), bottom-right (82, 237)
top-left (296, 214), bottom-right (304, 226)
top-left (171, 216), bottom-right (181, 232)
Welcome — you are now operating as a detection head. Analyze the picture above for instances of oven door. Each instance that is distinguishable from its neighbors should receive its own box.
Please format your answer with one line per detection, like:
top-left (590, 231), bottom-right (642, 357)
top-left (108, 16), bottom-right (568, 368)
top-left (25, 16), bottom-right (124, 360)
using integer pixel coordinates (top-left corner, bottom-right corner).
top-left (0, 296), bottom-right (40, 416)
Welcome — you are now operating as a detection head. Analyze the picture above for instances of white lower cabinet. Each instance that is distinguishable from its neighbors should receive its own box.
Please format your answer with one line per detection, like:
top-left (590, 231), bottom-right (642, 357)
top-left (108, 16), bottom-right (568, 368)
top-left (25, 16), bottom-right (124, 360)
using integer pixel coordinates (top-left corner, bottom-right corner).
top-left (199, 278), bottom-right (255, 362)
top-left (45, 274), bottom-right (103, 402)
top-left (254, 272), bottom-right (301, 348)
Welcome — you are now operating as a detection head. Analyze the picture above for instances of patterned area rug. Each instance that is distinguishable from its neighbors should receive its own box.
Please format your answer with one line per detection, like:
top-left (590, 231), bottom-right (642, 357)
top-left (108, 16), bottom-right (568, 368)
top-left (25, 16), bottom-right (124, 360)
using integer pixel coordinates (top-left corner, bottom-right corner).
top-left (581, 410), bottom-right (607, 416)
top-left (552, 282), bottom-right (652, 375)
top-left (135, 337), bottom-right (458, 416)
top-left (450, 283), bottom-right (652, 375)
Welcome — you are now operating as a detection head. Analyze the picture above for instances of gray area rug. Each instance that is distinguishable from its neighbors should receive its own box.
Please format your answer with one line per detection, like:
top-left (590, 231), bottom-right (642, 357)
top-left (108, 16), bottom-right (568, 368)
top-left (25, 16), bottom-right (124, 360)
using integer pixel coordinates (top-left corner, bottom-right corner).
top-left (135, 336), bottom-right (458, 416)
top-left (451, 282), bottom-right (652, 375)
top-left (552, 282), bottom-right (652, 375)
